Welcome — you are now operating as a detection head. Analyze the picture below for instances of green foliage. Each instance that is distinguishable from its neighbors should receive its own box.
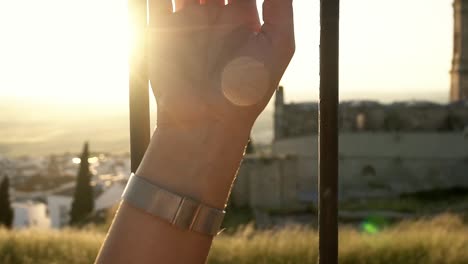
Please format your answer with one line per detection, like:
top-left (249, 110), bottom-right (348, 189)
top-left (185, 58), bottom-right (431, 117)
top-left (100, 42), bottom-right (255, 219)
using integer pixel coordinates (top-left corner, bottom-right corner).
top-left (340, 187), bottom-right (468, 214)
top-left (0, 214), bottom-right (468, 263)
top-left (70, 142), bottom-right (94, 226)
top-left (222, 206), bottom-right (254, 232)
top-left (383, 112), bottom-right (403, 131)
top-left (0, 176), bottom-right (13, 228)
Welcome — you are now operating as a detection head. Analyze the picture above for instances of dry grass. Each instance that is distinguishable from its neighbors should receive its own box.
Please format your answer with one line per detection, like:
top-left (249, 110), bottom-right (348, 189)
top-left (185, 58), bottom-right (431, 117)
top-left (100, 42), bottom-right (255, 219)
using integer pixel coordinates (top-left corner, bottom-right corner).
top-left (1, 214), bottom-right (467, 264)
top-left (0, 228), bottom-right (102, 264)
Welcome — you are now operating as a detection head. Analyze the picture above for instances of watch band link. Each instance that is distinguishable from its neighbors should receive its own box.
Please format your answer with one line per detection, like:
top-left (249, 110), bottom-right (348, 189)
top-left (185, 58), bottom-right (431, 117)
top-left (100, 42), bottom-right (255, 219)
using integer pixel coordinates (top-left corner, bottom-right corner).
top-left (121, 173), bottom-right (225, 236)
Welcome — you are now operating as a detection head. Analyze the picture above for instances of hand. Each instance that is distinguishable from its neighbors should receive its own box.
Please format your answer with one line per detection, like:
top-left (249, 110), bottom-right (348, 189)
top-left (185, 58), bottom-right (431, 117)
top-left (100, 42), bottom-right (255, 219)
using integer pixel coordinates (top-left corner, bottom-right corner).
top-left (149, 0), bottom-right (295, 130)
top-left (96, 3), bottom-right (294, 262)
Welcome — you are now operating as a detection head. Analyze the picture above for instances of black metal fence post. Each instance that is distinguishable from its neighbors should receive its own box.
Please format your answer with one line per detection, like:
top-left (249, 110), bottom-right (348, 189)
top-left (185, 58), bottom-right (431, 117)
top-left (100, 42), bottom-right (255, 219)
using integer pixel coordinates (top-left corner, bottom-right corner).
top-left (319, 0), bottom-right (340, 263)
top-left (128, 0), bottom-right (150, 172)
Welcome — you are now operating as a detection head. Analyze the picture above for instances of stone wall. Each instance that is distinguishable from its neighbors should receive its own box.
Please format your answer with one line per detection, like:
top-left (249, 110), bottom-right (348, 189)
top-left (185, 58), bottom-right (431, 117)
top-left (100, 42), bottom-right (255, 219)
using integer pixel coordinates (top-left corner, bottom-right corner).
top-left (231, 155), bottom-right (306, 210)
top-left (240, 89), bottom-right (468, 210)
top-left (274, 86), bottom-right (468, 140)
top-left (232, 132), bottom-right (468, 209)
top-left (273, 133), bottom-right (468, 200)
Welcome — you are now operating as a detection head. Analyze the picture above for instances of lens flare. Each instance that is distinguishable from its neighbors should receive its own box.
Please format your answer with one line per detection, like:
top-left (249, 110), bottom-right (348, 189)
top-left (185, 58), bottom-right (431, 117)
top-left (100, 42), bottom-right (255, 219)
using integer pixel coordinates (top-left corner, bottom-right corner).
top-left (360, 215), bottom-right (388, 234)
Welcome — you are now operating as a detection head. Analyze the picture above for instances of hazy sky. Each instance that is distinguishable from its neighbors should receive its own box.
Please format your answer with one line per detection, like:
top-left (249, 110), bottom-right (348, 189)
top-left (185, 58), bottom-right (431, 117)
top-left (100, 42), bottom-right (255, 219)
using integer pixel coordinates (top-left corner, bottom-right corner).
top-left (0, 0), bottom-right (454, 109)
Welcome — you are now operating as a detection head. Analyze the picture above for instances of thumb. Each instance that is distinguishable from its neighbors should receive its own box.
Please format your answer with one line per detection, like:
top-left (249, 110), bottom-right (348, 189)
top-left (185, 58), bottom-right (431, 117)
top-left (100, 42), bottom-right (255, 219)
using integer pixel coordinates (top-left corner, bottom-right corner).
top-left (261, 0), bottom-right (295, 49)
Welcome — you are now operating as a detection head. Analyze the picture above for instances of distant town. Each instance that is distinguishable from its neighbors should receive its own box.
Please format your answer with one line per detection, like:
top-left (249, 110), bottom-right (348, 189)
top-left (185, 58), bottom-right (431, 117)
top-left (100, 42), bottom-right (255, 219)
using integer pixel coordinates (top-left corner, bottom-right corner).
top-left (0, 150), bottom-right (130, 229)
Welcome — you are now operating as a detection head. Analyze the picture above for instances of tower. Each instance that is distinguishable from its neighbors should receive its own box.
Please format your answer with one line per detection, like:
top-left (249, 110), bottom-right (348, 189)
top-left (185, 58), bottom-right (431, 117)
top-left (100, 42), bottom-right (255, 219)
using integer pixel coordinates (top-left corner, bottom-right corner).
top-left (451, 0), bottom-right (468, 101)
top-left (274, 86), bottom-right (285, 141)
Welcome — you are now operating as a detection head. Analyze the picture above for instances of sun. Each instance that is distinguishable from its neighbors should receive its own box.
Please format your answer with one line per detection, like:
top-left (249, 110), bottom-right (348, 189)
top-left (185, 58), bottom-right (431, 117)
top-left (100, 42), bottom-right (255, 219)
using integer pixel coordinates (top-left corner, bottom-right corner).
top-left (0, 0), bottom-right (130, 105)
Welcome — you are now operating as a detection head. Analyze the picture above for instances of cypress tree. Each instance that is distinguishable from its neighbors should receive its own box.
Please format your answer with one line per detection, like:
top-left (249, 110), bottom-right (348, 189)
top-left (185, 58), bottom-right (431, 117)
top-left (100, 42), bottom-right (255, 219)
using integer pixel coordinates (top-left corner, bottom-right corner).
top-left (70, 142), bottom-right (94, 225)
top-left (0, 176), bottom-right (13, 228)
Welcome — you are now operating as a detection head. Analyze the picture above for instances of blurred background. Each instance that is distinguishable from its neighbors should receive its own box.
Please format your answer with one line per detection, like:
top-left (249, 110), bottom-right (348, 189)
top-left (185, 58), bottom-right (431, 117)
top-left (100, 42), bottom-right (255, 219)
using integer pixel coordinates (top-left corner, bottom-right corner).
top-left (0, 0), bottom-right (454, 154)
top-left (0, 0), bottom-right (467, 263)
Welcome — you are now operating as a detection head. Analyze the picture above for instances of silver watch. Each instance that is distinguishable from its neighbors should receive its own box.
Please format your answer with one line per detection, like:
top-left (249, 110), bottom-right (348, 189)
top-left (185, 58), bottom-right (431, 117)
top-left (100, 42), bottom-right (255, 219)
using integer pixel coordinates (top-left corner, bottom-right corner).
top-left (121, 173), bottom-right (225, 236)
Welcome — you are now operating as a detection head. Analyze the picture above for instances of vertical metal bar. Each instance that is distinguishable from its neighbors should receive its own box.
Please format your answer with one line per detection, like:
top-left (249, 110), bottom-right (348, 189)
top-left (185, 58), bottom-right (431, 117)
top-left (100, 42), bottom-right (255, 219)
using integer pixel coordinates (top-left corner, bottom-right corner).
top-left (318, 0), bottom-right (340, 263)
top-left (128, 0), bottom-right (150, 172)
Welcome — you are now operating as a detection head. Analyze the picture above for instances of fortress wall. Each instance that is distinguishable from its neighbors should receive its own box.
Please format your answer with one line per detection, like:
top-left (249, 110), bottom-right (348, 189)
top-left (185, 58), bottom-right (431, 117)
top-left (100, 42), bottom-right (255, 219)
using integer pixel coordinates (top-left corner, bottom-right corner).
top-left (232, 133), bottom-right (468, 209)
top-left (272, 133), bottom-right (468, 200)
top-left (273, 133), bottom-right (468, 158)
top-left (277, 101), bottom-right (468, 138)
top-left (230, 159), bottom-right (253, 207)
top-left (258, 156), bottom-right (467, 202)
top-left (231, 156), bottom-right (304, 210)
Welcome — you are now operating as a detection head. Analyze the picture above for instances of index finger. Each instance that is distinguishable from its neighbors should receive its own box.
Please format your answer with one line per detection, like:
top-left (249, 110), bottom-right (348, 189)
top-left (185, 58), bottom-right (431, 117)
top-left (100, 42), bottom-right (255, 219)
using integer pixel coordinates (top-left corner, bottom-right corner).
top-left (261, 0), bottom-right (294, 43)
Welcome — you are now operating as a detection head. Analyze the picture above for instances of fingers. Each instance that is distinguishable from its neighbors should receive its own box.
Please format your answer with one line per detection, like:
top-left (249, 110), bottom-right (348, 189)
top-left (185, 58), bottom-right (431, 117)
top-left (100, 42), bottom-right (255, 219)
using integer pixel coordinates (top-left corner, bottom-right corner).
top-left (260, 0), bottom-right (295, 47)
top-left (228, 0), bottom-right (256, 4)
top-left (203, 0), bottom-right (226, 6)
top-left (183, 0), bottom-right (202, 5)
top-left (226, 0), bottom-right (261, 31)
top-left (174, 0), bottom-right (200, 12)
top-left (262, 0), bottom-right (294, 24)
top-left (148, 0), bottom-right (173, 25)
top-left (174, 0), bottom-right (224, 12)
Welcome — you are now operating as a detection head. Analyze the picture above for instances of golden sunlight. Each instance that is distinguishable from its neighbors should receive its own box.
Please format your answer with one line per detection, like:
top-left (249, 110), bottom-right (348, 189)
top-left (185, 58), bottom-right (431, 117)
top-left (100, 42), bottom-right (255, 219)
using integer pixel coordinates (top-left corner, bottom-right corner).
top-left (0, 0), bottom-right (130, 104)
top-left (0, 0), bottom-right (454, 106)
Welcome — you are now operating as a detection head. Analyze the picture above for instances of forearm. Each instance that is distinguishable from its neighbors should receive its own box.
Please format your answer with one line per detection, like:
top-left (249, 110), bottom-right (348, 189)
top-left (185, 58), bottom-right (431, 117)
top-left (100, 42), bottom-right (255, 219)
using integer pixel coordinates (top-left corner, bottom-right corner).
top-left (95, 121), bottom-right (251, 264)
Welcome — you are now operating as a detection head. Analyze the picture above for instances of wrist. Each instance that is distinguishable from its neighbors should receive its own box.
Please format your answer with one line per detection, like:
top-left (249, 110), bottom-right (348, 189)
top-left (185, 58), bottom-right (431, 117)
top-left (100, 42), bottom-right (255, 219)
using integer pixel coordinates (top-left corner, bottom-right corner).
top-left (135, 121), bottom-right (251, 209)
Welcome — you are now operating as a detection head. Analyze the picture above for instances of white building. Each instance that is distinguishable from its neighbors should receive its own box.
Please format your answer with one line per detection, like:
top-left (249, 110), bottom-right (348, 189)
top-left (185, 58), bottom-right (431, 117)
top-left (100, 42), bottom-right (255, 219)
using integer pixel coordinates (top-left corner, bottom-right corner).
top-left (47, 194), bottom-right (73, 228)
top-left (12, 201), bottom-right (50, 229)
top-left (47, 181), bottom-right (126, 228)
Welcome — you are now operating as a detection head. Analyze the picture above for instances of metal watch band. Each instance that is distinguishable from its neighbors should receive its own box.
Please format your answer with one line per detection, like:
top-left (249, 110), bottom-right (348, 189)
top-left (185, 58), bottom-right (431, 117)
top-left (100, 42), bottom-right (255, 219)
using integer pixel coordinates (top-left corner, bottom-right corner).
top-left (121, 173), bottom-right (225, 236)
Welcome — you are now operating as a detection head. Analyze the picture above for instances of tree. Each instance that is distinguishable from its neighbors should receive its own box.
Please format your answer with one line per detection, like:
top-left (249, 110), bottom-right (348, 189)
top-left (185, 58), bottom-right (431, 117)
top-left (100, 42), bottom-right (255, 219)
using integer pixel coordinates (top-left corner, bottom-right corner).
top-left (0, 176), bottom-right (13, 228)
top-left (70, 142), bottom-right (94, 225)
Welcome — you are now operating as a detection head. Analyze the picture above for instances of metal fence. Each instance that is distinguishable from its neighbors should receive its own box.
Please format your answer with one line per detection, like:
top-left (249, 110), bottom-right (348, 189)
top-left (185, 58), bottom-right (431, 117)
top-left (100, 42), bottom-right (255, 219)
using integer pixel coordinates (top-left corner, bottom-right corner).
top-left (128, 1), bottom-right (340, 263)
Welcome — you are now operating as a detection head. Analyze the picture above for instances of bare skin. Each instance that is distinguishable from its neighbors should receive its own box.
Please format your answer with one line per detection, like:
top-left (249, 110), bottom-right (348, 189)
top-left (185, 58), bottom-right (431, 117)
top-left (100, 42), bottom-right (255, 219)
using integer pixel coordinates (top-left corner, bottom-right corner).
top-left (95, 0), bottom-right (294, 263)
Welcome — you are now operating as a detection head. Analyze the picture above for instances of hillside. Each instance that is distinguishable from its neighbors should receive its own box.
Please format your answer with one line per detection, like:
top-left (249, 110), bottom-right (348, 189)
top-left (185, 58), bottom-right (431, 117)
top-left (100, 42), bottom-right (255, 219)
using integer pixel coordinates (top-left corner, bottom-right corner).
top-left (0, 100), bottom-right (273, 156)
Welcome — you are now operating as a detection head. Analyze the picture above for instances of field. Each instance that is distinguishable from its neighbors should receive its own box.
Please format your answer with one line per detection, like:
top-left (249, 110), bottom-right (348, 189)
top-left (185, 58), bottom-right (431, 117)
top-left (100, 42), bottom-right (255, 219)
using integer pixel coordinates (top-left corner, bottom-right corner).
top-left (0, 214), bottom-right (467, 264)
top-left (0, 101), bottom-right (273, 157)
